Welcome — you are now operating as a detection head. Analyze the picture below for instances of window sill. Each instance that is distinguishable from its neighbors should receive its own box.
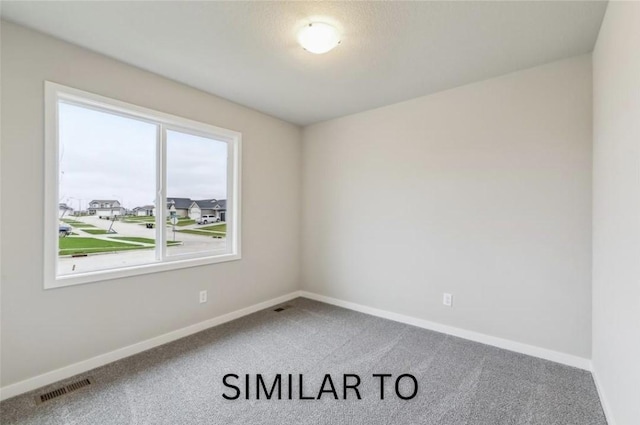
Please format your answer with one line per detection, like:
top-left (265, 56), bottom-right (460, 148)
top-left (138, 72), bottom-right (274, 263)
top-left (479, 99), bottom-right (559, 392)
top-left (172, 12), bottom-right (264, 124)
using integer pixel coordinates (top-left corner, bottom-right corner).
top-left (45, 253), bottom-right (241, 289)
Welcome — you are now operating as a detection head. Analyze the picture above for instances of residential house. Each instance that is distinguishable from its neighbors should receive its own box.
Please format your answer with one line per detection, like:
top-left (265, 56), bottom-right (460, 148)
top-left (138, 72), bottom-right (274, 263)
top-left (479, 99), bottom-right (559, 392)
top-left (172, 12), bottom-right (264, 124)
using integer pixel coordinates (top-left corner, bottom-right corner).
top-left (87, 200), bottom-right (124, 217)
top-left (133, 205), bottom-right (155, 216)
top-left (166, 197), bottom-right (192, 218)
top-left (188, 199), bottom-right (226, 222)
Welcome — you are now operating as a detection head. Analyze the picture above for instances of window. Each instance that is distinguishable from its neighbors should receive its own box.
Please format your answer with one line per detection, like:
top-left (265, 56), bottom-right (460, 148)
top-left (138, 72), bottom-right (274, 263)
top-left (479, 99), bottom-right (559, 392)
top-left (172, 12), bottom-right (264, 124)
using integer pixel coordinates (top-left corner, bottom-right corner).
top-left (45, 82), bottom-right (241, 288)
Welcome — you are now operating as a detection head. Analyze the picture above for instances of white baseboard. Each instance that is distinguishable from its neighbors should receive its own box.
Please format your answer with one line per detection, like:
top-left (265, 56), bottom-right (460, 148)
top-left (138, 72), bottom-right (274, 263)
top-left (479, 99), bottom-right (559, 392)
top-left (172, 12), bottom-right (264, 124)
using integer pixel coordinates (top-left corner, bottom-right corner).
top-left (299, 291), bottom-right (592, 371)
top-left (592, 368), bottom-right (616, 425)
top-left (0, 290), bottom-right (302, 401)
top-left (1, 289), bottom-right (594, 403)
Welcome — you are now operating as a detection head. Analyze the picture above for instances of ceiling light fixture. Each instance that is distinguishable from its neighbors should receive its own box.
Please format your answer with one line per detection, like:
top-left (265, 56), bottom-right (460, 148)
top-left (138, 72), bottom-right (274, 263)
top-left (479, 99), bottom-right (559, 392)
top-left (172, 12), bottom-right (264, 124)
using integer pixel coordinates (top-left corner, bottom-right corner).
top-left (297, 22), bottom-right (341, 54)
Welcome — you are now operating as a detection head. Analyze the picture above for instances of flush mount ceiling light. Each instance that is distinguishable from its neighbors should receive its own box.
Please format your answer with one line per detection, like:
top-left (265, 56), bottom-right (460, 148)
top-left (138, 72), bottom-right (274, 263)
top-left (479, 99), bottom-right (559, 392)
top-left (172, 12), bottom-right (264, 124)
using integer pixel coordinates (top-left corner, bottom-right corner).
top-left (297, 22), bottom-right (341, 54)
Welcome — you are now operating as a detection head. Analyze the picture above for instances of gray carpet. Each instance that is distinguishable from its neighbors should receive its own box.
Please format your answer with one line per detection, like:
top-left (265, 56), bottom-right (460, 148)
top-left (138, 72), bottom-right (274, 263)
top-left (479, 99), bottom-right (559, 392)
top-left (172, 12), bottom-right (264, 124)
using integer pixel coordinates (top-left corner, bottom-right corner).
top-left (1, 298), bottom-right (607, 424)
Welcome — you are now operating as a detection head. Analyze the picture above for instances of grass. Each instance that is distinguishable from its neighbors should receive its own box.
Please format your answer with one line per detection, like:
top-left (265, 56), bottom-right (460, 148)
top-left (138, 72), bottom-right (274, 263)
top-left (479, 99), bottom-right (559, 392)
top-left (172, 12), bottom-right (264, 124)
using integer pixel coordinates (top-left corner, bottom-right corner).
top-left (122, 216), bottom-right (155, 223)
top-left (174, 219), bottom-right (195, 226)
top-left (109, 236), bottom-right (155, 244)
top-left (61, 219), bottom-right (84, 224)
top-left (109, 236), bottom-right (181, 246)
top-left (60, 218), bottom-right (97, 228)
top-left (177, 223), bottom-right (227, 237)
top-left (59, 237), bottom-right (152, 255)
top-left (82, 229), bottom-right (110, 235)
top-left (126, 216), bottom-right (155, 221)
top-left (199, 223), bottom-right (227, 233)
top-left (176, 229), bottom-right (225, 237)
top-left (58, 235), bottom-right (184, 255)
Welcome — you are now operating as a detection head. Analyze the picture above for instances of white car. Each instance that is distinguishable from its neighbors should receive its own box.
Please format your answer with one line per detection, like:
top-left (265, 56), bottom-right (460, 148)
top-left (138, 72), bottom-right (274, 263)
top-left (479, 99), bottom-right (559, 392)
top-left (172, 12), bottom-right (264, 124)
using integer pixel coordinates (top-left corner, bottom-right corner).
top-left (197, 215), bottom-right (220, 224)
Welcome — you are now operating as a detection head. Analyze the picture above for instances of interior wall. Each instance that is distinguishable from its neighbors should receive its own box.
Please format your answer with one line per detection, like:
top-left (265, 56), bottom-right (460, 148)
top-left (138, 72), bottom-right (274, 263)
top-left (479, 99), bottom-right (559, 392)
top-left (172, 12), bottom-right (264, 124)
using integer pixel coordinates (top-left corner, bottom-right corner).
top-left (592, 2), bottom-right (640, 424)
top-left (302, 55), bottom-right (593, 358)
top-left (0, 21), bottom-right (302, 387)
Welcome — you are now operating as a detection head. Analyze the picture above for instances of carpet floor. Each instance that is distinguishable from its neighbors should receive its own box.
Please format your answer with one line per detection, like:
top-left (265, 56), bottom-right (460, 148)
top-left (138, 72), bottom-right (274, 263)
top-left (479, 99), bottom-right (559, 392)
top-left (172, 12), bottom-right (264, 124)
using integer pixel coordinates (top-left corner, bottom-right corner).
top-left (1, 297), bottom-right (607, 424)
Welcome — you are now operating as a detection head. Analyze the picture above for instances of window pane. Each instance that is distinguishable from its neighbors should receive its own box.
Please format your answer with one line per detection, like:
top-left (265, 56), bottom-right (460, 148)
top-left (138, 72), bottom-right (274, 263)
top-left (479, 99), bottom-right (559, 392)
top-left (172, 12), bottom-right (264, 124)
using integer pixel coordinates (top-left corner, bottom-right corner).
top-left (165, 129), bottom-right (228, 257)
top-left (57, 102), bottom-right (157, 276)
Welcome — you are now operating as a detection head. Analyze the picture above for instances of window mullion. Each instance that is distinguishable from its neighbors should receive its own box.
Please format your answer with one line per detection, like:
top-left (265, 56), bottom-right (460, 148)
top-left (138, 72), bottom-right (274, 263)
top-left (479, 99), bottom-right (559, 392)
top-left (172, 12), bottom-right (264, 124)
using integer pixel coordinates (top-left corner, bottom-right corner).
top-left (155, 124), bottom-right (167, 261)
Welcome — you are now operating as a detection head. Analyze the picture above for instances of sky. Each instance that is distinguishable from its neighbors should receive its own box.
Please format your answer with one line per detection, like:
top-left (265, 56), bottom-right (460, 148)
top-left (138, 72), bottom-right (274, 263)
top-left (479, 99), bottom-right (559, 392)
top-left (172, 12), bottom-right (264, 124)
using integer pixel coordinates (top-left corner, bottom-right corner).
top-left (59, 102), bottom-right (227, 211)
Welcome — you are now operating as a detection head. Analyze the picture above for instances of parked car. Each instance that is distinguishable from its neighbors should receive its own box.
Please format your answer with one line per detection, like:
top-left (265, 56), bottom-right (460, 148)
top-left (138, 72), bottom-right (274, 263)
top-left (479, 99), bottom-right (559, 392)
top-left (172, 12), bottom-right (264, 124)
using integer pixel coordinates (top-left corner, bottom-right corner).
top-left (59, 224), bottom-right (72, 237)
top-left (197, 215), bottom-right (220, 224)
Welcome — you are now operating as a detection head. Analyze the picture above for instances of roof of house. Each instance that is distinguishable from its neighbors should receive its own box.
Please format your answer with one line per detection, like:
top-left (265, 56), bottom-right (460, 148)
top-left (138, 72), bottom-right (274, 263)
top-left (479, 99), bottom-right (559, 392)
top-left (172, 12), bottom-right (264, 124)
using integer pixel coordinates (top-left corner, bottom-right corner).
top-left (59, 203), bottom-right (73, 210)
top-left (88, 200), bottom-right (120, 207)
top-left (190, 199), bottom-right (215, 209)
top-left (213, 200), bottom-right (226, 209)
top-left (166, 197), bottom-right (193, 209)
top-left (133, 205), bottom-right (155, 211)
top-left (190, 199), bottom-right (227, 210)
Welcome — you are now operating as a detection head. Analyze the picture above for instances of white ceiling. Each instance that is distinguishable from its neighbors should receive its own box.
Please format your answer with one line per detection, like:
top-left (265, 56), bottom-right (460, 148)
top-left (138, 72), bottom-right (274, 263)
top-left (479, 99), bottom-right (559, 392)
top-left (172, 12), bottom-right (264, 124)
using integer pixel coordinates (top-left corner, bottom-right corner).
top-left (1, 1), bottom-right (607, 126)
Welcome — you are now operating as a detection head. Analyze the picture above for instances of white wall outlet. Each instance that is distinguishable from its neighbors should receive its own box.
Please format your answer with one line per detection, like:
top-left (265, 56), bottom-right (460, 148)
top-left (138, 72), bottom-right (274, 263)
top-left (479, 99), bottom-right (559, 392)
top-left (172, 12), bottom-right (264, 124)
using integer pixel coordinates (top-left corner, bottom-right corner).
top-left (199, 290), bottom-right (208, 304)
top-left (443, 293), bottom-right (453, 307)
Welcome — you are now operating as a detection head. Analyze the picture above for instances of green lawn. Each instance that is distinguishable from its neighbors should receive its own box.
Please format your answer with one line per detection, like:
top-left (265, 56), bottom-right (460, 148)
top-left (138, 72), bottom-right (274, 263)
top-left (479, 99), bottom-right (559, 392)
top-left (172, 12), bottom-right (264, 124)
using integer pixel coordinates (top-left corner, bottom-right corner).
top-left (109, 236), bottom-right (181, 246)
top-left (61, 219), bottom-right (97, 228)
top-left (82, 229), bottom-right (110, 235)
top-left (60, 236), bottom-right (181, 256)
top-left (59, 237), bottom-right (152, 255)
top-left (61, 219), bottom-right (84, 225)
top-left (109, 236), bottom-right (155, 244)
top-left (177, 223), bottom-right (226, 237)
top-left (122, 216), bottom-right (155, 223)
top-left (176, 229), bottom-right (225, 237)
top-left (174, 219), bottom-right (195, 226)
top-left (199, 223), bottom-right (227, 233)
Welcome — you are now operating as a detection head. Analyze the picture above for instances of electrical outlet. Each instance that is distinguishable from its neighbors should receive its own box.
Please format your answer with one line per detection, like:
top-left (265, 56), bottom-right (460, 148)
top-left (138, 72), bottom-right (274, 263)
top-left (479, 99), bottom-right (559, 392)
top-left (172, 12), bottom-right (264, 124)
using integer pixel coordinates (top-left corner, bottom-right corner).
top-left (443, 293), bottom-right (453, 307)
top-left (199, 290), bottom-right (208, 304)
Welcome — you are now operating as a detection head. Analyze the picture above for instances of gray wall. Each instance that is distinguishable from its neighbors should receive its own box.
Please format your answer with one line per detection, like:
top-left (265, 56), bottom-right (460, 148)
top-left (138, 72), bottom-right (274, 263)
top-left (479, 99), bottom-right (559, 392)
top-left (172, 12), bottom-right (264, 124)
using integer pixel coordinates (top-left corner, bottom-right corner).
top-left (0, 22), bottom-right (302, 386)
top-left (592, 2), bottom-right (640, 424)
top-left (302, 55), bottom-right (593, 358)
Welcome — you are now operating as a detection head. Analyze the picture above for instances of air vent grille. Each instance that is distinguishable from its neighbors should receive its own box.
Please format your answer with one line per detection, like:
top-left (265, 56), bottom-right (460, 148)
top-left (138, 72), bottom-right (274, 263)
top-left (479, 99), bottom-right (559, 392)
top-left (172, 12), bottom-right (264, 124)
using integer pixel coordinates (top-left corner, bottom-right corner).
top-left (36, 378), bottom-right (93, 404)
top-left (66, 378), bottom-right (92, 392)
top-left (39, 387), bottom-right (67, 403)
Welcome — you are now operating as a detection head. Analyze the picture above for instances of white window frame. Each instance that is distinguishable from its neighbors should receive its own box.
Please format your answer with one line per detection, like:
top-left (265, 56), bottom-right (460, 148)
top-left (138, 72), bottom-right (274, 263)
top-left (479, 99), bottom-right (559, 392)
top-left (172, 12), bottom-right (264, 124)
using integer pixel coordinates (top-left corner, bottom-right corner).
top-left (44, 81), bottom-right (242, 289)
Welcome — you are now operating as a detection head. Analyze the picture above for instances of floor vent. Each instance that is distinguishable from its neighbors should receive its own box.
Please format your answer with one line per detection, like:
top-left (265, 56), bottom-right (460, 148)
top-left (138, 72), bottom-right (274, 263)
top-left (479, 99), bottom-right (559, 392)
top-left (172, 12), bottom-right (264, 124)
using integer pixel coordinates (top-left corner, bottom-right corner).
top-left (36, 378), bottom-right (93, 404)
top-left (66, 378), bottom-right (92, 393)
top-left (273, 305), bottom-right (292, 312)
